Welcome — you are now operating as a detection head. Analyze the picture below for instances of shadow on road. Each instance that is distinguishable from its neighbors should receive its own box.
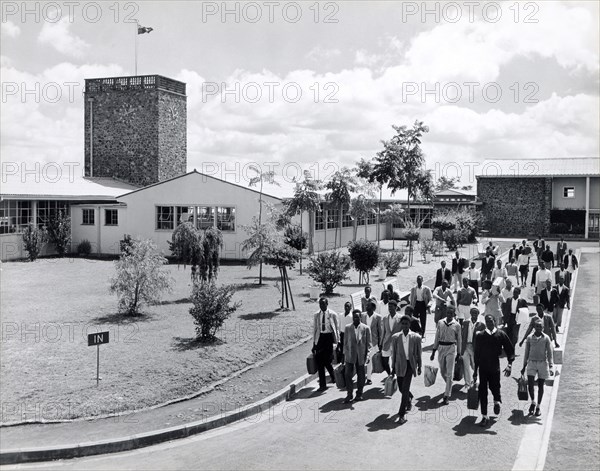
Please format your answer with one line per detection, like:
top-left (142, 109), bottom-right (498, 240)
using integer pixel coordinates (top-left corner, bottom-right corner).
top-left (452, 416), bottom-right (498, 436)
top-left (365, 413), bottom-right (402, 431)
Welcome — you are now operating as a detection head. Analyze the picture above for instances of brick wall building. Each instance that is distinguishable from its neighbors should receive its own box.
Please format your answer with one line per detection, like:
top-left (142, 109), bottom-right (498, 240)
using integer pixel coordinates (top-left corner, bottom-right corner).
top-left (84, 75), bottom-right (187, 187)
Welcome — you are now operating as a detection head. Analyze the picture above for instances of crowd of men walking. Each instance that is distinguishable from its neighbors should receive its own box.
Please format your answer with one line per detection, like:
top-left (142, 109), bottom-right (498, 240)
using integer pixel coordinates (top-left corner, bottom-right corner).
top-left (311, 238), bottom-right (577, 427)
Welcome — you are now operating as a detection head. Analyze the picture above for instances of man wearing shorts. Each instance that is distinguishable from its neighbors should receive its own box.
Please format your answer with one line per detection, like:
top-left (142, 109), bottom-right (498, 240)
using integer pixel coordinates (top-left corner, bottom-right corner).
top-left (521, 319), bottom-right (554, 417)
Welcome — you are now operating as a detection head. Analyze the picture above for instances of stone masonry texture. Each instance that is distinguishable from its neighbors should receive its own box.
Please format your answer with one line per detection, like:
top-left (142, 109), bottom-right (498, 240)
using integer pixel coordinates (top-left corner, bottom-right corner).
top-left (477, 177), bottom-right (552, 237)
top-left (84, 76), bottom-right (187, 187)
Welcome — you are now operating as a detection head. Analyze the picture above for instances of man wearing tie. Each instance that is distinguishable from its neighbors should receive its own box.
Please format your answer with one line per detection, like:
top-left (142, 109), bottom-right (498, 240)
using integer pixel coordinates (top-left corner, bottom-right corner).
top-left (410, 275), bottom-right (432, 340)
top-left (461, 307), bottom-right (485, 388)
top-left (434, 260), bottom-right (452, 290)
top-left (556, 238), bottom-right (567, 266)
top-left (391, 315), bottom-right (422, 424)
top-left (343, 309), bottom-right (371, 403)
top-left (380, 299), bottom-right (403, 376)
top-left (553, 276), bottom-right (570, 332)
top-left (312, 297), bottom-right (340, 392)
top-left (363, 300), bottom-right (382, 385)
top-left (430, 305), bottom-right (462, 404)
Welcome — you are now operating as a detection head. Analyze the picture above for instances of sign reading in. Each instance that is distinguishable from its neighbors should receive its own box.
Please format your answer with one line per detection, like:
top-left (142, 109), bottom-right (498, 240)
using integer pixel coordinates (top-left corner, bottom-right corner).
top-left (88, 331), bottom-right (109, 346)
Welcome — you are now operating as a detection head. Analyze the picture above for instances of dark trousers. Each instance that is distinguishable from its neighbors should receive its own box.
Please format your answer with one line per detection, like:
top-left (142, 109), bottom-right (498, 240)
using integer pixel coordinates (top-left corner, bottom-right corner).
top-left (396, 362), bottom-right (414, 418)
top-left (345, 361), bottom-right (366, 398)
top-left (382, 355), bottom-right (391, 375)
top-left (468, 280), bottom-right (480, 302)
top-left (505, 314), bottom-right (520, 347)
top-left (315, 332), bottom-right (335, 388)
top-left (414, 301), bottom-right (427, 336)
top-left (337, 332), bottom-right (345, 364)
top-left (479, 368), bottom-right (501, 416)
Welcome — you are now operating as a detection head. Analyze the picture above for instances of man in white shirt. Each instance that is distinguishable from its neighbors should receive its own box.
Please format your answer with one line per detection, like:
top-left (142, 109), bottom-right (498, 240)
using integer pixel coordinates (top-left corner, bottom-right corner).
top-left (410, 275), bottom-right (432, 340)
top-left (456, 278), bottom-right (477, 324)
top-left (337, 301), bottom-right (352, 364)
top-left (361, 285), bottom-right (378, 313)
top-left (467, 261), bottom-right (481, 303)
top-left (363, 300), bottom-right (382, 385)
top-left (461, 307), bottom-right (485, 388)
top-left (564, 249), bottom-right (578, 274)
top-left (536, 264), bottom-right (552, 295)
top-left (430, 305), bottom-right (462, 404)
top-left (380, 299), bottom-right (403, 376)
top-left (312, 297), bottom-right (340, 392)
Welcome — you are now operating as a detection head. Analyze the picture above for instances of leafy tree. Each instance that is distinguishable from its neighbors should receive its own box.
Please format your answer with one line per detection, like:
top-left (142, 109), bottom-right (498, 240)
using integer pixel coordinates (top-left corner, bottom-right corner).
top-left (241, 216), bottom-right (277, 285)
top-left (347, 239), bottom-right (380, 284)
top-left (324, 168), bottom-right (357, 249)
top-left (109, 238), bottom-right (174, 316)
top-left (284, 225), bottom-right (307, 252)
top-left (434, 176), bottom-right (459, 192)
top-left (348, 195), bottom-right (376, 242)
top-left (22, 224), bottom-right (47, 261)
top-left (198, 226), bottom-right (223, 284)
top-left (168, 222), bottom-right (200, 267)
top-left (285, 171), bottom-right (322, 255)
top-left (248, 165), bottom-right (280, 284)
top-left (47, 210), bottom-right (71, 257)
top-left (380, 203), bottom-right (405, 250)
top-left (307, 251), bottom-right (352, 295)
top-left (168, 223), bottom-right (223, 283)
top-left (189, 282), bottom-right (241, 341)
top-left (264, 242), bottom-right (300, 310)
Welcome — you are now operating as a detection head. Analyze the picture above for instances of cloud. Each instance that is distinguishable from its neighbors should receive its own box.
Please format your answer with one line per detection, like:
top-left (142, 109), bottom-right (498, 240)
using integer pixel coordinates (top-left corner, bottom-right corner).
top-left (1, 21), bottom-right (21, 38)
top-left (306, 46), bottom-right (342, 62)
top-left (38, 16), bottom-right (90, 58)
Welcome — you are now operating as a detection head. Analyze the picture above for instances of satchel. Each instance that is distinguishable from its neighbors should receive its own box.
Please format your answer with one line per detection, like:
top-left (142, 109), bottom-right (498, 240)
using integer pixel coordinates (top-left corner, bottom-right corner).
top-left (371, 352), bottom-right (384, 374)
top-left (453, 357), bottom-right (464, 382)
top-left (424, 365), bottom-right (438, 387)
top-left (335, 364), bottom-right (346, 389)
top-left (384, 375), bottom-right (397, 396)
top-left (467, 384), bottom-right (479, 410)
top-left (306, 353), bottom-right (317, 375)
top-left (517, 375), bottom-right (529, 401)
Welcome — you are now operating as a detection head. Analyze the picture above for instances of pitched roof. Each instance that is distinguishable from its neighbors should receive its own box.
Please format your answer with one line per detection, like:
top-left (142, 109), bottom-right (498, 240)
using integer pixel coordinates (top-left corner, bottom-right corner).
top-left (475, 157), bottom-right (599, 178)
top-left (1, 176), bottom-right (138, 201)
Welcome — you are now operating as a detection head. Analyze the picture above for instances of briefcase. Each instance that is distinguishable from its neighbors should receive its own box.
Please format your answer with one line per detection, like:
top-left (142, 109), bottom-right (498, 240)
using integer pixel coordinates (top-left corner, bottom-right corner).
top-left (467, 384), bottom-right (479, 410)
top-left (453, 357), bottom-right (464, 382)
top-left (335, 364), bottom-right (346, 389)
top-left (306, 353), bottom-right (317, 375)
top-left (384, 375), bottom-right (397, 396)
top-left (371, 352), bottom-right (384, 374)
top-left (517, 375), bottom-right (529, 401)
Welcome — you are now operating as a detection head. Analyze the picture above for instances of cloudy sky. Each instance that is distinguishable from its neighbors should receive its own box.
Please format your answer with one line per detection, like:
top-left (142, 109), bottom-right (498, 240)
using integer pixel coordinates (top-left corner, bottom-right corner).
top-left (1, 0), bottom-right (598, 187)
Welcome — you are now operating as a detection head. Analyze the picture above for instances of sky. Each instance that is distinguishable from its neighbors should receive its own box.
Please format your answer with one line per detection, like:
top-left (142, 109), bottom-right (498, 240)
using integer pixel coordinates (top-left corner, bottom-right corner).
top-left (1, 0), bottom-right (599, 188)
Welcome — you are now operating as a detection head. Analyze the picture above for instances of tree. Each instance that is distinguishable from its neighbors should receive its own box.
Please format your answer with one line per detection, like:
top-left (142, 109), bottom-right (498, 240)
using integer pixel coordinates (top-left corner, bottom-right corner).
top-left (264, 242), bottom-right (300, 310)
top-left (248, 165), bottom-right (280, 284)
top-left (168, 222), bottom-right (200, 268)
top-left (307, 251), bottom-right (352, 295)
top-left (285, 170), bottom-right (322, 256)
top-left (356, 158), bottom-right (386, 246)
top-left (348, 195), bottom-right (375, 241)
top-left (380, 204), bottom-right (405, 250)
top-left (241, 216), bottom-right (277, 284)
top-left (47, 210), bottom-right (71, 257)
top-left (22, 224), bottom-right (47, 261)
top-left (168, 223), bottom-right (223, 283)
top-left (434, 176), bottom-right (459, 192)
top-left (324, 168), bottom-right (357, 249)
top-left (198, 226), bottom-right (223, 284)
top-left (109, 238), bottom-right (174, 316)
top-left (347, 239), bottom-right (380, 285)
top-left (189, 282), bottom-right (241, 341)
top-left (371, 121), bottom-right (435, 265)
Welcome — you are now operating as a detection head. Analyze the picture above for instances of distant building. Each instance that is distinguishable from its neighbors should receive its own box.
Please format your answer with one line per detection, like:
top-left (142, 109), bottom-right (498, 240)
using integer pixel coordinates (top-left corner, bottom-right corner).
top-left (433, 188), bottom-right (477, 214)
top-left (476, 158), bottom-right (600, 239)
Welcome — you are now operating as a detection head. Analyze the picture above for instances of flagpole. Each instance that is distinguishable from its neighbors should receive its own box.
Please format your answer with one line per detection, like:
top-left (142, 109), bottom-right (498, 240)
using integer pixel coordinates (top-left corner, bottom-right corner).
top-left (134, 21), bottom-right (138, 76)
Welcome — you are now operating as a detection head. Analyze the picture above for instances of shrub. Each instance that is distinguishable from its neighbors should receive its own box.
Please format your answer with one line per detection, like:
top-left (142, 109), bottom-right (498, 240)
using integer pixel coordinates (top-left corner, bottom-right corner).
top-left (46, 210), bottom-right (71, 257)
top-left (444, 229), bottom-right (469, 251)
top-left (380, 251), bottom-right (405, 276)
top-left (169, 223), bottom-right (223, 283)
top-left (22, 224), bottom-right (47, 261)
top-left (348, 239), bottom-right (380, 284)
top-left (307, 251), bottom-right (351, 295)
top-left (77, 239), bottom-right (92, 256)
top-left (120, 234), bottom-right (134, 256)
top-left (189, 282), bottom-right (241, 341)
top-left (419, 238), bottom-right (437, 257)
top-left (109, 238), bottom-right (174, 315)
top-left (284, 225), bottom-right (307, 251)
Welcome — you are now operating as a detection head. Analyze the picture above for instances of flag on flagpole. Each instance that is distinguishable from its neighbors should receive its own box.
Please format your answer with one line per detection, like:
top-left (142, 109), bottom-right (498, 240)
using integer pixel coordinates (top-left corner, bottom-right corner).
top-left (137, 25), bottom-right (153, 34)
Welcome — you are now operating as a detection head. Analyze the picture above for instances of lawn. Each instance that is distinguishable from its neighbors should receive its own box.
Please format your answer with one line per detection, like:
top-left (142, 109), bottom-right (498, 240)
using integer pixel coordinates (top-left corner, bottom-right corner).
top-left (0, 240), bottom-right (492, 423)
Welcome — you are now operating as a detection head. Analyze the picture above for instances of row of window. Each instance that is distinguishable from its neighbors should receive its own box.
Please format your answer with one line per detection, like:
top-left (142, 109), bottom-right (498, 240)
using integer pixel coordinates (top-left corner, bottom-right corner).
top-left (314, 203), bottom-right (426, 231)
top-left (156, 206), bottom-right (236, 232)
top-left (0, 200), bottom-right (70, 234)
top-left (82, 209), bottom-right (118, 226)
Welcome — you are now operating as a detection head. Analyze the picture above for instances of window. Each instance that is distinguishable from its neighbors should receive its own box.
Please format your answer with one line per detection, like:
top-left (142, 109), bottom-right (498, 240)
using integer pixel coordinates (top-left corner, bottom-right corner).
top-left (156, 206), bottom-right (174, 230)
top-left (0, 200), bottom-right (32, 233)
top-left (327, 207), bottom-right (339, 229)
top-left (196, 206), bottom-right (214, 229)
top-left (315, 203), bottom-right (324, 231)
top-left (563, 187), bottom-right (575, 198)
top-left (37, 200), bottom-right (69, 228)
top-left (367, 210), bottom-right (377, 225)
top-left (589, 214), bottom-right (600, 233)
top-left (105, 209), bottom-right (118, 226)
top-left (82, 209), bottom-right (95, 225)
top-left (342, 205), bottom-right (352, 228)
top-left (216, 206), bottom-right (235, 231)
top-left (176, 206), bottom-right (194, 226)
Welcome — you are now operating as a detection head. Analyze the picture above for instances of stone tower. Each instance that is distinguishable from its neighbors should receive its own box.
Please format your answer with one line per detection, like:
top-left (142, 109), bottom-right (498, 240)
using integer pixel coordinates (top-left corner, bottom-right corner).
top-left (84, 75), bottom-right (187, 187)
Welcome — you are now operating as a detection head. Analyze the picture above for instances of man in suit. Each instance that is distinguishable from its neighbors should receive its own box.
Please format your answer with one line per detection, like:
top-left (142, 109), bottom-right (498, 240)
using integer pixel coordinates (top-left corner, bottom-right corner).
top-left (451, 251), bottom-right (467, 292)
top-left (343, 309), bottom-right (371, 403)
top-left (391, 315), bottom-right (422, 424)
top-left (380, 299), bottom-right (403, 376)
top-left (312, 297), bottom-right (340, 392)
top-left (539, 280), bottom-right (558, 314)
top-left (508, 244), bottom-right (519, 263)
top-left (563, 249), bottom-right (579, 274)
top-left (553, 276), bottom-right (570, 332)
top-left (461, 307), bottom-right (485, 388)
top-left (556, 238), bottom-right (567, 266)
top-left (504, 286), bottom-right (529, 347)
top-left (554, 263), bottom-right (571, 288)
top-left (363, 300), bottom-right (382, 385)
top-left (434, 260), bottom-right (452, 290)
top-left (410, 275), bottom-right (432, 340)
top-left (481, 250), bottom-right (495, 283)
top-left (541, 244), bottom-right (554, 269)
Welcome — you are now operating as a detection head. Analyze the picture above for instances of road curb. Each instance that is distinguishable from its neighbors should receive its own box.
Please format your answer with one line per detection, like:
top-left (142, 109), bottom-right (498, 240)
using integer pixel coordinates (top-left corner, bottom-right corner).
top-left (0, 372), bottom-right (317, 465)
